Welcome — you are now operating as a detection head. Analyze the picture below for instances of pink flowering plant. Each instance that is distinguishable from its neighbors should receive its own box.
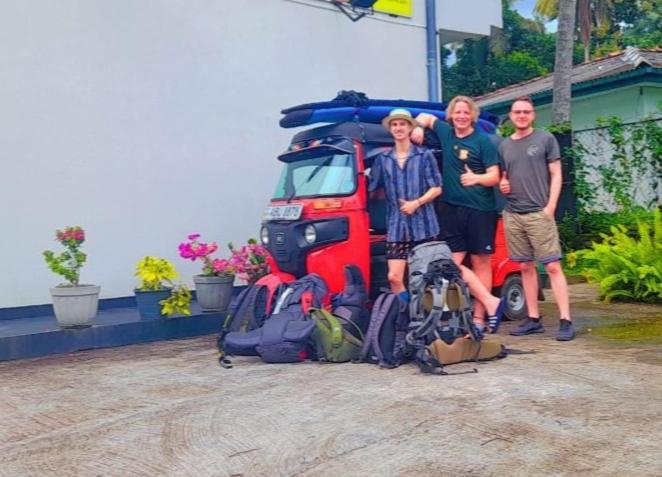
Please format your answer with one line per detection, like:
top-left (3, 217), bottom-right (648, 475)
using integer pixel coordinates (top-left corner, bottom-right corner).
top-left (43, 226), bottom-right (88, 286)
top-left (228, 239), bottom-right (270, 284)
top-left (179, 233), bottom-right (235, 277)
top-left (179, 234), bottom-right (270, 282)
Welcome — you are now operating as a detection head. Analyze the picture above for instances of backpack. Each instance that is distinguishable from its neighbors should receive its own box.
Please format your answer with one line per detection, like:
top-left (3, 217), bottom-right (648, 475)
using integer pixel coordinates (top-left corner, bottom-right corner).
top-left (220, 274), bottom-right (330, 366)
top-left (310, 264), bottom-right (368, 363)
top-left (359, 292), bottom-right (411, 368)
top-left (310, 308), bottom-right (364, 363)
top-left (406, 241), bottom-right (505, 375)
top-left (330, 264), bottom-right (370, 333)
top-left (217, 274), bottom-right (289, 359)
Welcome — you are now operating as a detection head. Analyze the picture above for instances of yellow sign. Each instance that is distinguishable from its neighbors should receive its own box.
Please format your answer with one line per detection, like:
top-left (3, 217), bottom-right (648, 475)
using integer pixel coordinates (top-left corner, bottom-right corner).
top-left (374, 0), bottom-right (413, 18)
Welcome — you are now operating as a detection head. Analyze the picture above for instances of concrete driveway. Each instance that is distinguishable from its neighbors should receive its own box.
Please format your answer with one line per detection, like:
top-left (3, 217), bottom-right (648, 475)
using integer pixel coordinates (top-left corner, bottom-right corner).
top-left (1, 284), bottom-right (661, 477)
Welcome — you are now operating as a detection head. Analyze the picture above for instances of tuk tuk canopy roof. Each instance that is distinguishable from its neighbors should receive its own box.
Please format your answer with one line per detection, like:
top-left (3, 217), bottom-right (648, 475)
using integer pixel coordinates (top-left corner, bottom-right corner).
top-left (289, 122), bottom-right (393, 147)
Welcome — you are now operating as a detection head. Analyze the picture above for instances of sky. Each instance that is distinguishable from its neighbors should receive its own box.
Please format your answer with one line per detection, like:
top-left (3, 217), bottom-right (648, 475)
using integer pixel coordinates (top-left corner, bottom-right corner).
top-left (514, 0), bottom-right (537, 18)
top-left (513, 0), bottom-right (558, 32)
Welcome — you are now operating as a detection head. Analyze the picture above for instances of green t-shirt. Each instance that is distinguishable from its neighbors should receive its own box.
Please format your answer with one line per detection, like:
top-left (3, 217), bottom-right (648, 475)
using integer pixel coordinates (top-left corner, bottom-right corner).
top-left (433, 120), bottom-right (500, 211)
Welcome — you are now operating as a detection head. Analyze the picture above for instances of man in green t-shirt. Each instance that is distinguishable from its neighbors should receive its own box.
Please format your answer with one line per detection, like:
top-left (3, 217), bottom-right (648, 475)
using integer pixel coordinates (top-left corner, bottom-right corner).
top-left (412, 96), bottom-right (505, 334)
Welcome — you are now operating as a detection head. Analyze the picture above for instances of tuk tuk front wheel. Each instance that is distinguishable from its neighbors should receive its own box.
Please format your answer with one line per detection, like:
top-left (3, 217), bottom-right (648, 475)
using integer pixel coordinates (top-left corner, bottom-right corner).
top-left (501, 274), bottom-right (527, 321)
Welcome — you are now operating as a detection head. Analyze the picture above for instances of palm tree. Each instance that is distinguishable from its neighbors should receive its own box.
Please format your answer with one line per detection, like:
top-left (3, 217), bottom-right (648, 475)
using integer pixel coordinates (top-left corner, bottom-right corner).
top-left (552, 0), bottom-right (577, 125)
top-left (535, 0), bottom-right (613, 62)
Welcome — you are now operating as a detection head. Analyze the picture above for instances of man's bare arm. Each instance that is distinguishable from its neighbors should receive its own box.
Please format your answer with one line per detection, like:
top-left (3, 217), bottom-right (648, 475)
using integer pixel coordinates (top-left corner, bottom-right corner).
top-left (411, 113), bottom-right (438, 144)
top-left (414, 113), bottom-right (438, 129)
top-left (544, 160), bottom-right (562, 217)
top-left (399, 186), bottom-right (442, 215)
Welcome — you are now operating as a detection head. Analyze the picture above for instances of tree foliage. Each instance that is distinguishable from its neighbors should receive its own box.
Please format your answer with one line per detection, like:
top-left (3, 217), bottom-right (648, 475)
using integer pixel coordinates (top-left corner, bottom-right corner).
top-left (442, 0), bottom-right (661, 100)
top-left (536, 0), bottom-right (662, 61)
top-left (442, 2), bottom-right (582, 100)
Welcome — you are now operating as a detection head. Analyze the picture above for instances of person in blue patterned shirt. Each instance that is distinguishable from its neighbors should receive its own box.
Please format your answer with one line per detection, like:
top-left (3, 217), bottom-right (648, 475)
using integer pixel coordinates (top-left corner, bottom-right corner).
top-left (369, 108), bottom-right (442, 296)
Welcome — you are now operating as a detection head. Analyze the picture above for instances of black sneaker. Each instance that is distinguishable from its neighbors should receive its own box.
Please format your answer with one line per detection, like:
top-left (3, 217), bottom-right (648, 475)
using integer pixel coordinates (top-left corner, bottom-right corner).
top-left (556, 319), bottom-right (576, 341)
top-left (510, 317), bottom-right (545, 336)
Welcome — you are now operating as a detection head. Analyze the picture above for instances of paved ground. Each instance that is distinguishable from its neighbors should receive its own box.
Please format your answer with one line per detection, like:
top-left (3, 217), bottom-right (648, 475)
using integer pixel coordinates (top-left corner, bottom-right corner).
top-left (1, 284), bottom-right (661, 477)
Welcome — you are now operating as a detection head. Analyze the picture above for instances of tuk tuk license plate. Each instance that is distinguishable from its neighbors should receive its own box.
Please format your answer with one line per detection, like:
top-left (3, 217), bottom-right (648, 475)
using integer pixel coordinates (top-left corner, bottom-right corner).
top-left (262, 204), bottom-right (303, 221)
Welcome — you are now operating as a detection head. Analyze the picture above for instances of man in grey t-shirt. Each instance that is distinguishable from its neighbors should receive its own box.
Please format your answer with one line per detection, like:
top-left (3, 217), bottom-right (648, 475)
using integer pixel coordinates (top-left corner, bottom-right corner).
top-left (498, 96), bottom-right (575, 341)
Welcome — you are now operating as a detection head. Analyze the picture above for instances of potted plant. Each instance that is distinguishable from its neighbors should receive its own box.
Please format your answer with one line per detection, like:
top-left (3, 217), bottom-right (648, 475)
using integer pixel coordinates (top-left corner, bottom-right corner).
top-left (43, 226), bottom-right (100, 328)
top-left (228, 239), bottom-right (271, 285)
top-left (179, 234), bottom-right (235, 312)
top-left (134, 256), bottom-right (192, 319)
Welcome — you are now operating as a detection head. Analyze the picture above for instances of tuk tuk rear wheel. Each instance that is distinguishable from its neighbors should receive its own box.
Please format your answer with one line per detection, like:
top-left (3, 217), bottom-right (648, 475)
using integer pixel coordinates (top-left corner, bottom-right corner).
top-left (501, 274), bottom-right (527, 321)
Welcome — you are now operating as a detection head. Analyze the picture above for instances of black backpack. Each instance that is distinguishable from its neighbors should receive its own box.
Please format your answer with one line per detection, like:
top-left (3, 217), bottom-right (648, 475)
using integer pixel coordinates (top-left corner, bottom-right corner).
top-left (358, 292), bottom-right (411, 368)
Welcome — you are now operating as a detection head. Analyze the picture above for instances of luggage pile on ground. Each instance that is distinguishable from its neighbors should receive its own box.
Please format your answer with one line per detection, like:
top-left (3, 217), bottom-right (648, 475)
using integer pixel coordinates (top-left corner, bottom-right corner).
top-left (218, 242), bottom-right (505, 374)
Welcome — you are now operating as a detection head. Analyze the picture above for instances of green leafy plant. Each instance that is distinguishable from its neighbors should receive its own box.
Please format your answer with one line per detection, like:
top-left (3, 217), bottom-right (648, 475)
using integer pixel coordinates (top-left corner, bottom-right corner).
top-left (566, 208), bottom-right (662, 304)
top-left (545, 121), bottom-right (572, 135)
top-left (134, 256), bottom-right (191, 316)
top-left (161, 286), bottom-right (192, 317)
top-left (559, 207), bottom-right (656, 252)
top-left (43, 226), bottom-right (88, 286)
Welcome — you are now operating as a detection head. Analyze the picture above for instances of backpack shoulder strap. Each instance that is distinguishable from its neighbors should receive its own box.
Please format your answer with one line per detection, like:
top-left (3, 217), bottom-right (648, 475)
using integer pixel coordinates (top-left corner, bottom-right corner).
top-left (360, 293), bottom-right (397, 362)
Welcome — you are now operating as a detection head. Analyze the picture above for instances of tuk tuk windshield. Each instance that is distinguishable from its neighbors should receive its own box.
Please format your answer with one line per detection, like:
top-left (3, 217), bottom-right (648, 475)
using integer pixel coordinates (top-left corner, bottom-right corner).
top-left (272, 151), bottom-right (356, 200)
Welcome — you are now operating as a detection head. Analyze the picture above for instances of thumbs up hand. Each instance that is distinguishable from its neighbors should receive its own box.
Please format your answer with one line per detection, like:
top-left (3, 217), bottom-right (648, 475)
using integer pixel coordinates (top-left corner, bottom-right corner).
top-left (460, 164), bottom-right (480, 187)
top-left (499, 170), bottom-right (511, 195)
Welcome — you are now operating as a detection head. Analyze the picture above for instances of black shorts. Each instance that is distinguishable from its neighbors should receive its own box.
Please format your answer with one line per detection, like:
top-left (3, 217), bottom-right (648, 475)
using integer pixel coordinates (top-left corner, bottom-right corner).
top-left (436, 202), bottom-right (497, 255)
top-left (386, 237), bottom-right (436, 260)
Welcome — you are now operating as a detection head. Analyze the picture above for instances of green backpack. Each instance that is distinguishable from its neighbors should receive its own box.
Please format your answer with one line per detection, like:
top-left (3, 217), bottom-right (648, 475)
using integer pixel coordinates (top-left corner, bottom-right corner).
top-left (310, 308), bottom-right (364, 363)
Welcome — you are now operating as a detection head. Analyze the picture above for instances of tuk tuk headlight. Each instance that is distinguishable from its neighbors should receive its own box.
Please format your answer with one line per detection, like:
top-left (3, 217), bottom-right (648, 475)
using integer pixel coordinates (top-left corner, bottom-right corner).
top-left (304, 224), bottom-right (317, 244)
top-left (260, 226), bottom-right (269, 246)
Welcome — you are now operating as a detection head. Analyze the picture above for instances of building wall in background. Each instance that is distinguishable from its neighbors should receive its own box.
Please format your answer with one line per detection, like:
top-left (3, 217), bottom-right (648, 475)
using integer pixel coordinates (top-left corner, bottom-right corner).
top-left (533, 84), bottom-right (662, 130)
top-left (437, 0), bottom-right (502, 43)
top-left (1, 0), bottom-right (501, 308)
top-left (0, 0), bottom-right (428, 307)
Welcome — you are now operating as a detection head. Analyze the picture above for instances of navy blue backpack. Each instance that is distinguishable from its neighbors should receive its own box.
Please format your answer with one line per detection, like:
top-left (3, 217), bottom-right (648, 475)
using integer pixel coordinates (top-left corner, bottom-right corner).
top-left (220, 274), bottom-right (329, 366)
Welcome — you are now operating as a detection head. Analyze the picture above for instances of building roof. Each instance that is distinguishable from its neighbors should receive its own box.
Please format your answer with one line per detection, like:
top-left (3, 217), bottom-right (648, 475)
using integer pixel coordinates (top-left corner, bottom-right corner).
top-left (475, 47), bottom-right (662, 113)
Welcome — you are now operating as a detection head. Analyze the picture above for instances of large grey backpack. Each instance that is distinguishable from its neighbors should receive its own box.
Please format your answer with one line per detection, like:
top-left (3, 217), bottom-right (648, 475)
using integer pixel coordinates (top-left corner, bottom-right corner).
top-left (406, 241), bottom-right (484, 374)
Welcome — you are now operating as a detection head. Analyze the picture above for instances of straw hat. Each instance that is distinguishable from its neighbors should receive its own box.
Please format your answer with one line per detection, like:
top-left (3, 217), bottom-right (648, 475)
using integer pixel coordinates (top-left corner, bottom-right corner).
top-left (381, 108), bottom-right (417, 129)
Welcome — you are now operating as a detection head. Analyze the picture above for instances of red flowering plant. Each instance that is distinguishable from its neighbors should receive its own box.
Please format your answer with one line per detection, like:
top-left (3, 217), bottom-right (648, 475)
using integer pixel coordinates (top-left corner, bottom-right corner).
top-left (178, 233), bottom-right (235, 277)
top-left (43, 226), bottom-right (88, 286)
top-left (228, 239), bottom-right (270, 284)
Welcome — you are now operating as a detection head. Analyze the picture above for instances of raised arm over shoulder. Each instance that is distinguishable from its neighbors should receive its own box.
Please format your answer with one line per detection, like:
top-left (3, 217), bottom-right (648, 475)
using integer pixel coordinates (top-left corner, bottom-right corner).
top-left (414, 113), bottom-right (437, 129)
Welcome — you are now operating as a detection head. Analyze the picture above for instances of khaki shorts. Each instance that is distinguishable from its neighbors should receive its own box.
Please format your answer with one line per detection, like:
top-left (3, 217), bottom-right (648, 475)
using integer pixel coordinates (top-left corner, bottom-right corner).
top-left (503, 210), bottom-right (562, 264)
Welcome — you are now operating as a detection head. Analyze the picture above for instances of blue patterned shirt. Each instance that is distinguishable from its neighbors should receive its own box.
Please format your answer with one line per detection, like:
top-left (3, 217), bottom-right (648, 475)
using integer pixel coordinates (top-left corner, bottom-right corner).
top-left (369, 145), bottom-right (442, 242)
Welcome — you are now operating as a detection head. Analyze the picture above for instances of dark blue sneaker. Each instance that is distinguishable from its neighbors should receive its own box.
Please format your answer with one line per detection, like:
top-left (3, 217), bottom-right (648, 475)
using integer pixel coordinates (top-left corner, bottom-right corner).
top-left (556, 319), bottom-right (576, 341)
top-left (510, 317), bottom-right (545, 336)
top-left (487, 297), bottom-right (507, 334)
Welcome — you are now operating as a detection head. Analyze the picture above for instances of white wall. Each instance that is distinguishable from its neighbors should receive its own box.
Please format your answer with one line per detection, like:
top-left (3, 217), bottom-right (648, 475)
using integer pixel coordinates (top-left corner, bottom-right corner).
top-left (1, 0), bottom-right (434, 307)
top-left (437, 0), bottom-right (502, 43)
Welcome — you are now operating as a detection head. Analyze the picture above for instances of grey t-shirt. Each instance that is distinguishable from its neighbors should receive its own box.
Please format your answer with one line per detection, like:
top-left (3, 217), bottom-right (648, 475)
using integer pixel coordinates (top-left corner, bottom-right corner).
top-left (498, 129), bottom-right (560, 213)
